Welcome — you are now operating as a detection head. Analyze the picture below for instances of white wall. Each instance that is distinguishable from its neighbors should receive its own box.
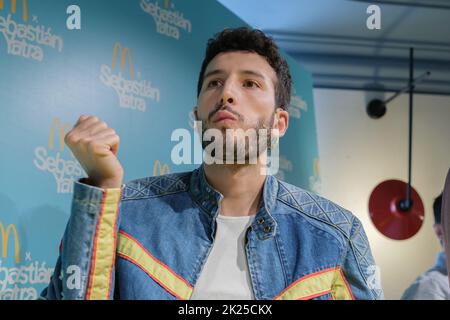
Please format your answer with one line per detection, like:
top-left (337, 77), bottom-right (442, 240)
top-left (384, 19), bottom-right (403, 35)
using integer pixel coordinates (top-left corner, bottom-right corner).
top-left (313, 88), bottom-right (450, 300)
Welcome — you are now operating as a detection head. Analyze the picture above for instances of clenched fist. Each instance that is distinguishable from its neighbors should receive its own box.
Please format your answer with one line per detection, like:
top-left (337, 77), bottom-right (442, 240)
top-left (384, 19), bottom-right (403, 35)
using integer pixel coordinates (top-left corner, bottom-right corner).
top-left (65, 115), bottom-right (124, 189)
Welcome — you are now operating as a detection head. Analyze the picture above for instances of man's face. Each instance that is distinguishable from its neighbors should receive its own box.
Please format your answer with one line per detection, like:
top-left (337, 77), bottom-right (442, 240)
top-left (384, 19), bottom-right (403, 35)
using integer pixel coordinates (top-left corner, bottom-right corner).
top-left (195, 51), bottom-right (287, 163)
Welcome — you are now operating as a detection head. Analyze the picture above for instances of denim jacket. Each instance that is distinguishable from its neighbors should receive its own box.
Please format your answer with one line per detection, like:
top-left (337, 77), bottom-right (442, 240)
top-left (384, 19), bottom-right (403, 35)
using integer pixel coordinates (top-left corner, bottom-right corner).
top-left (401, 252), bottom-right (450, 300)
top-left (40, 165), bottom-right (383, 300)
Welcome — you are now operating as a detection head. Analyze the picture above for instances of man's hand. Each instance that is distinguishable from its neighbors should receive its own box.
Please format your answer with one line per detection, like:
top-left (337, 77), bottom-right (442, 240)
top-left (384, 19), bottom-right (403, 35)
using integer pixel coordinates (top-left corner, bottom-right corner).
top-left (65, 115), bottom-right (124, 189)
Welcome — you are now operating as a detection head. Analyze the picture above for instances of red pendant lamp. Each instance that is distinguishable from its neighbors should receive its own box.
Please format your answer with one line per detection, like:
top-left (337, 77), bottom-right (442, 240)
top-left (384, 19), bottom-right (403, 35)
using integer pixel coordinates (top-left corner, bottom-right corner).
top-left (369, 180), bottom-right (424, 240)
top-left (367, 48), bottom-right (429, 240)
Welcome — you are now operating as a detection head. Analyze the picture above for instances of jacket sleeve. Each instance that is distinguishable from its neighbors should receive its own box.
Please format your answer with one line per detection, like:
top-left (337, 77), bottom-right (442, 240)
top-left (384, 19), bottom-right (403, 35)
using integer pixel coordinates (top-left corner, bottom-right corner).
top-left (338, 216), bottom-right (384, 300)
top-left (39, 179), bottom-right (122, 300)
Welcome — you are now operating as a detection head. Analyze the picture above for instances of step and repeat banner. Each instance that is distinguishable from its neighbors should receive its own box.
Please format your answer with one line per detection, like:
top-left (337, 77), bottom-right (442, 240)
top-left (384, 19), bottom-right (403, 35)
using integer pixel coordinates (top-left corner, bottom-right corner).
top-left (0, 0), bottom-right (319, 299)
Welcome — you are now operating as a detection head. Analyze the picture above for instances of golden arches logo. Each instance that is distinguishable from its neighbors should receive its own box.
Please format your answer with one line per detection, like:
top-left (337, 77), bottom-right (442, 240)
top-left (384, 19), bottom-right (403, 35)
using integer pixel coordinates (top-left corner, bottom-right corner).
top-left (0, 222), bottom-right (20, 264)
top-left (0, 0), bottom-right (28, 22)
top-left (153, 160), bottom-right (171, 176)
top-left (49, 117), bottom-right (71, 151)
top-left (313, 158), bottom-right (320, 177)
top-left (112, 42), bottom-right (134, 80)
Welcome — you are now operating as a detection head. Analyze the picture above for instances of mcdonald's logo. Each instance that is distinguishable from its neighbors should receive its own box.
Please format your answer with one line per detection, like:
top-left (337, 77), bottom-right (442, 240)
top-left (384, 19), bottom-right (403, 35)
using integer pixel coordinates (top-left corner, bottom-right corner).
top-left (0, 222), bottom-right (20, 264)
top-left (0, 0), bottom-right (28, 22)
top-left (112, 42), bottom-right (134, 80)
top-left (48, 117), bottom-right (71, 151)
top-left (153, 160), bottom-right (171, 176)
top-left (313, 158), bottom-right (320, 177)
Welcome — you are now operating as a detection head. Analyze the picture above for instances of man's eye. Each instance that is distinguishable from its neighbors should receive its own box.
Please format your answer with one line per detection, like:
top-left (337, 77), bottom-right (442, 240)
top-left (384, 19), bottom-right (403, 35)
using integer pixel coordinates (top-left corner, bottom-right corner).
top-left (207, 80), bottom-right (222, 88)
top-left (243, 80), bottom-right (260, 88)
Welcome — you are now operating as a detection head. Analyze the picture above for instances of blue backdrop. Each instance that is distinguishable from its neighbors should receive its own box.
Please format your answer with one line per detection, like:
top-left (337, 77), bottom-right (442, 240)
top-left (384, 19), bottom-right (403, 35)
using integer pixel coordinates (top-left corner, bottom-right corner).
top-left (0, 0), bottom-right (319, 299)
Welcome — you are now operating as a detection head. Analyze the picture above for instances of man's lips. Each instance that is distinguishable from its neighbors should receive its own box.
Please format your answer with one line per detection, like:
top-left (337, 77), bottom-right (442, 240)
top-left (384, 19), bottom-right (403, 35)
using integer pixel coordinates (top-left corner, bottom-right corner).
top-left (212, 111), bottom-right (238, 123)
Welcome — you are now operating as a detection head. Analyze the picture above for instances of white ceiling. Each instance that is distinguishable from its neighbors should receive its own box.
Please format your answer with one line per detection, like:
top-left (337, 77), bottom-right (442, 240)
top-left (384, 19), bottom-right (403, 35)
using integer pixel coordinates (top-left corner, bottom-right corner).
top-left (217, 0), bottom-right (450, 95)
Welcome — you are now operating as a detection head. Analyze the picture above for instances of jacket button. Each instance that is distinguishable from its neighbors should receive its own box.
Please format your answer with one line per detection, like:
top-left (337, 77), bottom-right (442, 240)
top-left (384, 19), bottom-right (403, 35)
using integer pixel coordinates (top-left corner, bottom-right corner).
top-left (257, 218), bottom-right (265, 225)
top-left (264, 226), bottom-right (272, 233)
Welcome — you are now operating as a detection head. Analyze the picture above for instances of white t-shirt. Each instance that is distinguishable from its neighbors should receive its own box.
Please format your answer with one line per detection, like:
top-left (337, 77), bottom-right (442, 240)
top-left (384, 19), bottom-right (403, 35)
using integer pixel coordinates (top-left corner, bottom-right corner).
top-left (190, 214), bottom-right (255, 300)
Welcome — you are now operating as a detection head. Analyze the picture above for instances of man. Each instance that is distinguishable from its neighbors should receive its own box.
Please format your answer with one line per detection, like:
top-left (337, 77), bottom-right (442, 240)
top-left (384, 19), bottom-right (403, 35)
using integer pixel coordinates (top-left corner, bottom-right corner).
top-left (401, 193), bottom-right (450, 300)
top-left (40, 27), bottom-right (382, 300)
top-left (442, 168), bottom-right (450, 285)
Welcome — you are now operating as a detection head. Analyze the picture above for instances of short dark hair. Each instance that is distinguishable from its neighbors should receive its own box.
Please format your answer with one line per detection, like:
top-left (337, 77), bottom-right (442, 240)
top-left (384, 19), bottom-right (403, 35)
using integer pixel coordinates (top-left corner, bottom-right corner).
top-left (433, 193), bottom-right (443, 224)
top-left (197, 27), bottom-right (292, 111)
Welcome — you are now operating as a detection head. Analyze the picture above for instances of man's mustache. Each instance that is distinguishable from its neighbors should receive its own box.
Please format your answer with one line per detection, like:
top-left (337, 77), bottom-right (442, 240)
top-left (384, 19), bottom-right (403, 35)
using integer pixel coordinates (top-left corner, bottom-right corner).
top-left (207, 103), bottom-right (244, 122)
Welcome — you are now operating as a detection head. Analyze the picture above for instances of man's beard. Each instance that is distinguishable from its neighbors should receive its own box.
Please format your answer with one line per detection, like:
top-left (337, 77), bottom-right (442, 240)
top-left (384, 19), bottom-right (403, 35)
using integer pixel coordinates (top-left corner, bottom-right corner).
top-left (199, 112), bottom-right (276, 164)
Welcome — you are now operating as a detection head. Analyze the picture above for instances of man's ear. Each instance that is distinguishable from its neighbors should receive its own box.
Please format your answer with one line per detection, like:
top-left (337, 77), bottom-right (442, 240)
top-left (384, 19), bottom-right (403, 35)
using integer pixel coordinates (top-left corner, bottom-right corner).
top-left (273, 107), bottom-right (289, 138)
top-left (193, 106), bottom-right (199, 120)
top-left (434, 224), bottom-right (444, 243)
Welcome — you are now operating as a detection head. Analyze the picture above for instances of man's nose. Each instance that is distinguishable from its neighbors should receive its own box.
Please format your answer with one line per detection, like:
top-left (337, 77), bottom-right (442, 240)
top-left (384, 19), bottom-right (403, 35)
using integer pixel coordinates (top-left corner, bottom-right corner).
top-left (220, 96), bottom-right (234, 105)
top-left (219, 81), bottom-right (237, 105)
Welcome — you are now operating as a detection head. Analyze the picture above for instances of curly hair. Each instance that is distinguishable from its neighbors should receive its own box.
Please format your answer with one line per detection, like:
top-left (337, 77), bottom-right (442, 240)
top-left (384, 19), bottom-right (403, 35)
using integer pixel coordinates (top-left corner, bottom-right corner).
top-left (197, 27), bottom-right (292, 111)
